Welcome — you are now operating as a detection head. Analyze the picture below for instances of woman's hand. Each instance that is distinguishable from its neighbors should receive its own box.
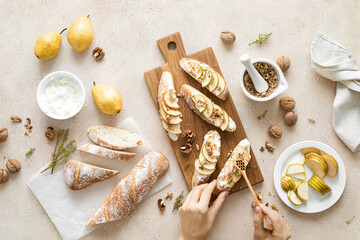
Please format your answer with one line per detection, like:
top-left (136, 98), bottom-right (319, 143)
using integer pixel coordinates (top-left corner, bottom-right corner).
top-left (179, 180), bottom-right (229, 240)
top-left (252, 202), bottom-right (291, 240)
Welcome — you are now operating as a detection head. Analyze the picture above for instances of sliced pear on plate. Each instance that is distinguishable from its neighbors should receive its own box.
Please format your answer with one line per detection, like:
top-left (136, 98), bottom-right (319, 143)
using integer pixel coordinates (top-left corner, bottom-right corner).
top-left (208, 71), bottom-right (219, 92)
top-left (192, 94), bottom-right (207, 112)
top-left (161, 101), bottom-right (181, 117)
top-left (212, 104), bottom-right (224, 127)
top-left (308, 174), bottom-right (332, 195)
top-left (203, 98), bottom-right (214, 119)
top-left (296, 182), bottom-right (308, 202)
top-left (322, 154), bottom-right (338, 178)
top-left (287, 172), bottom-right (306, 181)
top-left (195, 159), bottom-right (213, 175)
top-left (212, 74), bottom-right (226, 96)
top-left (201, 67), bottom-right (212, 87)
top-left (281, 176), bottom-right (296, 191)
top-left (161, 120), bottom-right (181, 134)
top-left (300, 147), bottom-right (321, 154)
top-left (305, 156), bottom-right (328, 179)
top-left (220, 110), bottom-right (230, 131)
top-left (293, 155), bottom-right (305, 165)
top-left (287, 190), bottom-right (303, 205)
top-left (286, 164), bottom-right (305, 175)
top-left (163, 90), bottom-right (180, 110)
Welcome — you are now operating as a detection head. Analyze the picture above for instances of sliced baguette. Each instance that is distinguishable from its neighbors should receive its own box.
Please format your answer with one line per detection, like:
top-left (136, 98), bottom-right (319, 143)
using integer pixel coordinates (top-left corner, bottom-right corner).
top-left (180, 84), bottom-right (236, 132)
top-left (180, 58), bottom-right (229, 100)
top-left (158, 71), bottom-right (182, 141)
top-left (78, 143), bottom-right (137, 161)
top-left (87, 126), bottom-right (145, 150)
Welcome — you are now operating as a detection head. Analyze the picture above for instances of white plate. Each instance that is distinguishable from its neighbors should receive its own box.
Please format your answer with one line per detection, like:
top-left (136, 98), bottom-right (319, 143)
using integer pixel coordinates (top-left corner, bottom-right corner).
top-left (274, 141), bottom-right (346, 213)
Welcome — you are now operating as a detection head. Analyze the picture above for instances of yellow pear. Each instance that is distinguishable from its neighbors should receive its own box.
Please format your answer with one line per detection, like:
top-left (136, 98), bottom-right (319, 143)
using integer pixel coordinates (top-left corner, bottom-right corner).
top-left (92, 83), bottom-right (122, 115)
top-left (67, 16), bottom-right (94, 52)
top-left (34, 28), bottom-right (67, 60)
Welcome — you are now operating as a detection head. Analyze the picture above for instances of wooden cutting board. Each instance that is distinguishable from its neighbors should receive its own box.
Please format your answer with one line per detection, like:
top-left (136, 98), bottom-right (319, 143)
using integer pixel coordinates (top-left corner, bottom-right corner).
top-left (144, 32), bottom-right (263, 194)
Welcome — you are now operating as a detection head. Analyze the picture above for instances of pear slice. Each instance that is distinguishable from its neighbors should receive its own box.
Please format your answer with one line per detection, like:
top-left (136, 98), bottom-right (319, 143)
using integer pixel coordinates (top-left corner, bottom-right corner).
top-left (195, 159), bottom-right (214, 175)
top-left (305, 156), bottom-right (328, 179)
top-left (161, 101), bottom-right (181, 117)
top-left (286, 164), bottom-right (305, 175)
top-left (212, 74), bottom-right (226, 96)
top-left (201, 67), bottom-right (212, 87)
top-left (308, 174), bottom-right (332, 195)
top-left (208, 72), bottom-right (219, 92)
top-left (163, 90), bottom-right (180, 110)
top-left (160, 108), bottom-right (182, 125)
top-left (203, 97), bottom-right (214, 119)
top-left (184, 61), bottom-right (203, 80)
top-left (293, 155), bottom-right (305, 165)
top-left (287, 190), bottom-right (303, 205)
top-left (287, 172), bottom-right (306, 181)
top-left (220, 110), bottom-right (230, 131)
top-left (296, 182), bottom-right (309, 201)
top-left (192, 94), bottom-right (207, 113)
top-left (281, 176), bottom-right (296, 191)
top-left (202, 145), bottom-right (218, 163)
top-left (161, 120), bottom-right (181, 134)
top-left (212, 104), bottom-right (224, 127)
top-left (304, 152), bottom-right (323, 159)
top-left (322, 154), bottom-right (338, 178)
top-left (308, 179), bottom-right (326, 195)
top-left (300, 147), bottom-right (321, 154)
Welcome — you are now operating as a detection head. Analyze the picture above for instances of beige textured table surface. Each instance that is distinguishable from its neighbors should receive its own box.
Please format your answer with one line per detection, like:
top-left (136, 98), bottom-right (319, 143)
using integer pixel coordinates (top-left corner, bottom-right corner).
top-left (1, 1), bottom-right (360, 239)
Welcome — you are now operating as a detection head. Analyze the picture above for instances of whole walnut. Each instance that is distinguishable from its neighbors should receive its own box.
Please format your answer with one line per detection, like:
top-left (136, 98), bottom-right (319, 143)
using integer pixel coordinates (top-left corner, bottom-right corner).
top-left (268, 124), bottom-right (282, 138)
top-left (277, 56), bottom-right (291, 72)
top-left (284, 111), bottom-right (298, 126)
top-left (0, 128), bottom-right (8, 142)
top-left (6, 159), bottom-right (21, 173)
top-left (0, 169), bottom-right (9, 184)
top-left (279, 96), bottom-right (296, 111)
top-left (220, 31), bottom-right (236, 44)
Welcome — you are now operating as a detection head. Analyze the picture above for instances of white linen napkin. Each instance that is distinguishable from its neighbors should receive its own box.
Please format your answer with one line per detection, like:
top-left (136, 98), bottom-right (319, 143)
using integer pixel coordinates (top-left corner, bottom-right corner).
top-left (311, 32), bottom-right (360, 152)
top-left (27, 118), bottom-right (172, 240)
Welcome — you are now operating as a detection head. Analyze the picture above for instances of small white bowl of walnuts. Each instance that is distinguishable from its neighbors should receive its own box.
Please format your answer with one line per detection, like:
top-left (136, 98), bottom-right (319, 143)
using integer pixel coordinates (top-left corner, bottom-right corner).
top-left (240, 56), bottom-right (289, 102)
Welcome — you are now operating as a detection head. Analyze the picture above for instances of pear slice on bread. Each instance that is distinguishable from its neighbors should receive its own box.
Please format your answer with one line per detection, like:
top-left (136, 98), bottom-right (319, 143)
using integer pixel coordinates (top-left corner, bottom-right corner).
top-left (180, 84), bottom-right (236, 132)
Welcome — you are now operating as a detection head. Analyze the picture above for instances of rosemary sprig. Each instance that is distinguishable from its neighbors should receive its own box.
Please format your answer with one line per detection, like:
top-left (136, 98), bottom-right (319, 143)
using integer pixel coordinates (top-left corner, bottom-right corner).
top-left (308, 118), bottom-right (316, 124)
top-left (249, 33), bottom-right (272, 46)
top-left (25, 148), bottom-right (35, 157)
top-left (41, 129), bottom-right (76, 174)
top-left (173, 191), bottom-right (184, 211)
top-left (183, 161), bottom-right (190, 170)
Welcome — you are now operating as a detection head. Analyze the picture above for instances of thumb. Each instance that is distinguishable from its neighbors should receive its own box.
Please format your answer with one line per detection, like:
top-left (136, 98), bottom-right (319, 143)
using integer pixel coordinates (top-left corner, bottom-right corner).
top-left (209, 191), bottom-right (228, 218)
top-left (253, 206), bottom-right (265, 235)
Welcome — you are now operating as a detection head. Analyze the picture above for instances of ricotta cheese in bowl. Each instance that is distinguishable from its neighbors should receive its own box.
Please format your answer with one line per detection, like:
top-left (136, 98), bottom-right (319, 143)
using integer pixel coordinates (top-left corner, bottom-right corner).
top-left (37, 71), bottom-right (85, 120)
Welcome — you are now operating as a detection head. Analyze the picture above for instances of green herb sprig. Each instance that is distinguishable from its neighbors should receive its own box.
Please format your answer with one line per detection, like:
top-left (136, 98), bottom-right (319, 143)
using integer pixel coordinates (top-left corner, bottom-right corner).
top-left (25, 148), bottom-right (35, 157)
top-left (308, 118), bottom-right (316, 124)
top-left (173, 191), bottom-right (184, 211)
top-left (41, 129), bottom-right (76, 174)
top-left (183, 161), bottom-right (190, 170)
top-left (249, 33), bottom-right (272, 46)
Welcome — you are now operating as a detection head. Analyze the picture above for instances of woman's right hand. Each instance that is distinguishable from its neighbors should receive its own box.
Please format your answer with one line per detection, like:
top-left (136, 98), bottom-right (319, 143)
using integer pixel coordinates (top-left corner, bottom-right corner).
top-left (252, 202), bottom-right (291, 240)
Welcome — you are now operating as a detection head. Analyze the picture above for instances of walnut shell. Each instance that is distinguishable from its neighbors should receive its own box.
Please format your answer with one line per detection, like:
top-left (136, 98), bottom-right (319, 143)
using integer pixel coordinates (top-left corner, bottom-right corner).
top-left (284, 111), bottom-right (298, 126)
top-left (0, 128), bottom-right (8, 142)
top-left (268, 124), bottom-right (282, 138)
top-left (0, 169), bottom-right (9, 184)
top-left (220, 31), bottom-right (236, 44)
top-left (279, 96), bottom-right (295, 111)
top-left (276, 56), bottom-right (291, 72)
top-left (6, 159), bottom-right (21, 173)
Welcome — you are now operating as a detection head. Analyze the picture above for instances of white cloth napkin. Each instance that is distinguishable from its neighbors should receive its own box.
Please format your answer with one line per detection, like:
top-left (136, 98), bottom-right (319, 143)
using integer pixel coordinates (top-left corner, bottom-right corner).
top-left (27, 118), bottom-right (172, 240)
top-left (311, 32), bottom-right (360, 152)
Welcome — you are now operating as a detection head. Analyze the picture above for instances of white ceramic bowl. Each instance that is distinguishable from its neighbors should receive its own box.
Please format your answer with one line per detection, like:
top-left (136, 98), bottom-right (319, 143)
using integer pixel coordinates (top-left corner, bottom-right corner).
top-left (274, 140), bottom-right (346, 213)
top-left (240, 58), bottom-right (288, 102)
top-left (37, 71), bottom-right (85, 120)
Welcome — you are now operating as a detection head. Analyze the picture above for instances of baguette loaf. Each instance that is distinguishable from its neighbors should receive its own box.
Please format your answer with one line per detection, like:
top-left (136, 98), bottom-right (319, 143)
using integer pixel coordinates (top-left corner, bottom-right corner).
top-left (158, 71), bottom-right (182, 141)
top-left (180, 84), bottom-right (236, 132)
top-left (215, 139), bottom-right (251, 193)
top-left (63, 159), bottom-right (120, 190)
top-left (192, 130), bottom-right (221, 188)
top-left (78, 143), bottom-right (137, 161)
top-left (180, 58), bottom-right (229, 100)
top-left (87, 151), bottom-right (169, 225)
top-left (88, 125), bottom-right (145, 150)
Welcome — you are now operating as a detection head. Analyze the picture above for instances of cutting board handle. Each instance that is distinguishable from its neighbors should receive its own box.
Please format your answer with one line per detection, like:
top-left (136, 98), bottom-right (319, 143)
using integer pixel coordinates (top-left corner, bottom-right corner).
top-left (157, 32), bottom-right (187, 66)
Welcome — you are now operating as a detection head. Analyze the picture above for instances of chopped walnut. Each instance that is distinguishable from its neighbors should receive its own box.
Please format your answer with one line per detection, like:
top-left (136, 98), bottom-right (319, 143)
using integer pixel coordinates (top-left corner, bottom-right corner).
top-left (92, 47), bottom-right (105, 61)
top-left (195, 144), bottom-right (200, 151)
top-left (257, 192), bottom-right (263, 201)
top-left (10, 115), bottom-right (22, 122)
top-left (260, 146), bottom-right (265, 152)
top-left (26, 118), bottom-right (31, 125)
top-left (212, 107), bottom-right (223, 119)
top-left (264, 202), bottom-right (269, 207)
top-left (271, 204), bottom-right (279, 212)
top-left (158, 199), bottom-right (166, 211)
top-left (45, 127), bottom-right (55, 141)
top-left (180, 143), bottom-right (192, 154)
top-left (182, 129), bottom-right (195, 143)
top-left (265, 141), bottom-right (274, 152)
top-left (165, 193), bottom-right (173, 200)
top-left (257, 116), bottom-right (261, 120)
